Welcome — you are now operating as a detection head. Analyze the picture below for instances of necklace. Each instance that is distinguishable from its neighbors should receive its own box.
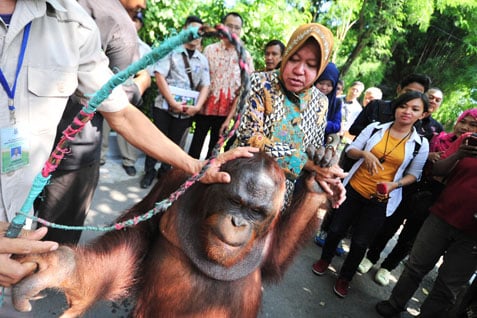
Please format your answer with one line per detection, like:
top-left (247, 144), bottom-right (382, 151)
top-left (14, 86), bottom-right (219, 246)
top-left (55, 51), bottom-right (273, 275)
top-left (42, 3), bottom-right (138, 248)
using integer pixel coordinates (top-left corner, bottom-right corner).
top-left (379, 127), bottom-right (411, 163)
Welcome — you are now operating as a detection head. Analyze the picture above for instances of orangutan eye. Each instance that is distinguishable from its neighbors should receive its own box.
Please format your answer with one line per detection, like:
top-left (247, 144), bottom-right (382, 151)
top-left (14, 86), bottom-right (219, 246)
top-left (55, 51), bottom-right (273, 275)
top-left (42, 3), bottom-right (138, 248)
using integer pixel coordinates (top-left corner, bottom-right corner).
top-left (230, 198), bottom-right (241, 206)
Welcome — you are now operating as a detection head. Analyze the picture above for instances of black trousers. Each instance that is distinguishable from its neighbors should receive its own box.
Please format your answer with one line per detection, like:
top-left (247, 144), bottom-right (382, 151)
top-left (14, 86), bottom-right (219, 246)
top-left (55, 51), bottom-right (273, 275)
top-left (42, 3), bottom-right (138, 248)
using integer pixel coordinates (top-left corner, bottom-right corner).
top-left (365, 187), bottom-right (433, 271)
top-left (144, 108), bottom-right (192, 173)
top-left (35, 162), bottom-right (100, 245)
top-left (188, 114), bottom-right (226, 160)
top-left (321, 185), bottom-right (387, 281)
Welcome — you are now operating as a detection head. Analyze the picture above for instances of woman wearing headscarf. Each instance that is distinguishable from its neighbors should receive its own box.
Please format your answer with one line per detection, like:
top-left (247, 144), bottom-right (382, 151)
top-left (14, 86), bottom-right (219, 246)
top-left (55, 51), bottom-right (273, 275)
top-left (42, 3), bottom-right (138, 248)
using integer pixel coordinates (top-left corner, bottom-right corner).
top-left (315, 62), bottom-right (341, 135)
top-left (235, 23), bottom-right (346, 207)
top-left (430, 108), bottom-right (477, 157)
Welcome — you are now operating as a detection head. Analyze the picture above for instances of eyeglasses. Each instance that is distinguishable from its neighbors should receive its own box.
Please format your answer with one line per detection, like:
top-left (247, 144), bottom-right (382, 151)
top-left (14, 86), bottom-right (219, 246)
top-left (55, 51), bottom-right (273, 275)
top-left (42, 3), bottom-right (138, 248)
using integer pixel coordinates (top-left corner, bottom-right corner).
top-left (225, 24), bottom-right (242, 32)
top-left (428, 95), bottom-right (442, 103)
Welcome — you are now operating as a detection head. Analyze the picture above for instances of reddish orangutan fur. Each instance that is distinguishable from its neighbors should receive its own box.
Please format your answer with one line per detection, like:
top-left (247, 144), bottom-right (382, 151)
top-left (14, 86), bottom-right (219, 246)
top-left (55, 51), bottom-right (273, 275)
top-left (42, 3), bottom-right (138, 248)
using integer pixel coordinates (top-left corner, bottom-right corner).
top-left (13, 154), bottom-right (327, 318)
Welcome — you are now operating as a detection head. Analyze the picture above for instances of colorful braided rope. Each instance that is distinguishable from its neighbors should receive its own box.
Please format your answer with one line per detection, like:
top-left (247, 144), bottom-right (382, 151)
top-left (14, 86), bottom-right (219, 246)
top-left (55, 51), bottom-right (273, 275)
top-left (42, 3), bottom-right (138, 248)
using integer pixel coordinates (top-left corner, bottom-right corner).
top-left (5, 24), bottom-right (250, 237)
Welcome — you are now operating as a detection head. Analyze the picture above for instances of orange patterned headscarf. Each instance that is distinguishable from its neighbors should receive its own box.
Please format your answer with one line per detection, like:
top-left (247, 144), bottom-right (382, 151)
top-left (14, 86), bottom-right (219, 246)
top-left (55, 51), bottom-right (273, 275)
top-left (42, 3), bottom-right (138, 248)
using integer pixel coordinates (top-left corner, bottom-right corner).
top-left (279, 23), bottom-right (334, 90)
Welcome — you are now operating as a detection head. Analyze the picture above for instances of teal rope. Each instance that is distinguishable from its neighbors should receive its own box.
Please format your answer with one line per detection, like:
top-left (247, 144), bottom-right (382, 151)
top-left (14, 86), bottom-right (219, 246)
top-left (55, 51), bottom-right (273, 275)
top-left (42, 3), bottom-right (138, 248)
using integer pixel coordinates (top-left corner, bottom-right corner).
top-left (6, 26), bottom-right (201, 237)
top-left (84, 29), bottom-right (200, 114)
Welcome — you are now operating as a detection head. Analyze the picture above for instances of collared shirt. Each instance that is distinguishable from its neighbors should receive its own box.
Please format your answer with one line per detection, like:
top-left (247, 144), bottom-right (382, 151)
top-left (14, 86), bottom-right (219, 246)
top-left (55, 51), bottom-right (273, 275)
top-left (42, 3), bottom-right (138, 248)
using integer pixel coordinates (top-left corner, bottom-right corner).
top-left (78, 0), bottom-right (139, 73)
top-left (153, 46), bottom-right (210, 112)
top-left (345, 122), bottom-right (429, 216)
top-left (56, 0), bottom-right (141, 171)
top-left (0, 0), bottom-right (128, 222)
top-left (201, 41), bottom-right (254, 117)
top-left (341, 99), bottom-right (362, 132)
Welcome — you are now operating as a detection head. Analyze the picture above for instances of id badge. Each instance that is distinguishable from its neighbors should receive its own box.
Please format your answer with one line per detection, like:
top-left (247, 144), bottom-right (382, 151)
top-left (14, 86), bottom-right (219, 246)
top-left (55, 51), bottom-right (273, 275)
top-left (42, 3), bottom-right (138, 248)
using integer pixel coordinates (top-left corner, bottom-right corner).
top-left (1, 125), bottom-right (30, 173)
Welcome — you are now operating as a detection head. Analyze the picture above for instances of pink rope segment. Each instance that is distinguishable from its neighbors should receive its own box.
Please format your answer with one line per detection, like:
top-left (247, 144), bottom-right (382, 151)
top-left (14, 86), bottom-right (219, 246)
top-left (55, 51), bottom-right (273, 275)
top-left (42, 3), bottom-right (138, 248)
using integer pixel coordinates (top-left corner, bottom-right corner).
top-left (41, 110), bottom-right (94, 177)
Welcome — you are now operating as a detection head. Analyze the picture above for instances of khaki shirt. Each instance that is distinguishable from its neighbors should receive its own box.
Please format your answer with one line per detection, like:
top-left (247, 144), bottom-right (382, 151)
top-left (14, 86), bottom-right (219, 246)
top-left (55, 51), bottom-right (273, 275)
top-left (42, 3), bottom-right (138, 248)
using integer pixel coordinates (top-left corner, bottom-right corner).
top-left (0, 0), bottom-right (128, 222)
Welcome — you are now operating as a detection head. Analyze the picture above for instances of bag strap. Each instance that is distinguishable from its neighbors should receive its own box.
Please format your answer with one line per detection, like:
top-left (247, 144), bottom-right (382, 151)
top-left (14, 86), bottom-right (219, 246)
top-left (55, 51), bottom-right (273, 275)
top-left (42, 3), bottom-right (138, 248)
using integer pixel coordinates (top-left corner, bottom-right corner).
top-left (413, 136), bottom-right (422, 156)
top-left (181, 52), bottom-right (195, 90)
top-left (403, 135), bottom-right (423, 173)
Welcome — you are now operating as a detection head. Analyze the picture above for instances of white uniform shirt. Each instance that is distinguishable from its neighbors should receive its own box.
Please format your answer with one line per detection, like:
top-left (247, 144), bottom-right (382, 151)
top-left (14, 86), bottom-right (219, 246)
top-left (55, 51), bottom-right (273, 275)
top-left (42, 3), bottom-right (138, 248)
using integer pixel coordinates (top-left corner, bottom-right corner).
top-left (0, 0), bottom-right (128, 222)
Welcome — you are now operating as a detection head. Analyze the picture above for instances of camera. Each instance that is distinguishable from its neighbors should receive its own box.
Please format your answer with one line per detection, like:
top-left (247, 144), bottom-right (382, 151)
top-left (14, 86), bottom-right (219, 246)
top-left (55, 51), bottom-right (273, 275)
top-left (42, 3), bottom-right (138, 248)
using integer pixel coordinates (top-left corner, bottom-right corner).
top-left (466, 133), bottom-right (477, 146)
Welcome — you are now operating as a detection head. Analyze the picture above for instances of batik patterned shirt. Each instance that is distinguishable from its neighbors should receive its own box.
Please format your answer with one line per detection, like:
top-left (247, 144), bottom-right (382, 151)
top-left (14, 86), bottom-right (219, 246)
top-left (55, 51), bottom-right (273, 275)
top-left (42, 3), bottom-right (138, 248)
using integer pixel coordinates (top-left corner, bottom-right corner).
top-left (235, 71), bottom-right (328, 198)
top-left (201, 41), bottom-right (254, 117)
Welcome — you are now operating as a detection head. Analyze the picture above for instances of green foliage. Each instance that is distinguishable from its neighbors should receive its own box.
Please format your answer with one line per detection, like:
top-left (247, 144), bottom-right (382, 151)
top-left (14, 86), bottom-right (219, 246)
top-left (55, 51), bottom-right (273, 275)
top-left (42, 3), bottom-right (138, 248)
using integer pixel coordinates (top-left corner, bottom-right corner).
top-left (139, 0), bottom-right (476, 129)
top-left (141, 0), bottom-right (226, 46)
top-left (142, 0), bottom-right (311, 71)
top-left (387, 5), bottom-right (476, 127)
top-left (433, 89), bottom-right (476, 131)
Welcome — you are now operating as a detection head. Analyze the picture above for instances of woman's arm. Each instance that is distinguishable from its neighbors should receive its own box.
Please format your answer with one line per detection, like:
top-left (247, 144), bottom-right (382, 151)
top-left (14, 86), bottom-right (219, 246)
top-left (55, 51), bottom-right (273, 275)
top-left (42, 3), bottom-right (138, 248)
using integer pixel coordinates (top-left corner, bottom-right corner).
top-left (433, 135), bottom-right (477, 176)
top-left (345, 123), bottom-right (384, 175)
top-left (325, 100), bottom-right (342, 135)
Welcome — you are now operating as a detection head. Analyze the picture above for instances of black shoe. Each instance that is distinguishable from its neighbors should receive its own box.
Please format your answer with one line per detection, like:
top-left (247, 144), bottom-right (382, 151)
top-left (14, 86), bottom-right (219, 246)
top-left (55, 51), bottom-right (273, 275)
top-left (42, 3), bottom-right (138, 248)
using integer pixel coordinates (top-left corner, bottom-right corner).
top-left (122, 165), bottom-right (137, 176)
top-left (375, 300), bottom-right (402, 317)
top-left (140, 170), bottom-right (156, 188)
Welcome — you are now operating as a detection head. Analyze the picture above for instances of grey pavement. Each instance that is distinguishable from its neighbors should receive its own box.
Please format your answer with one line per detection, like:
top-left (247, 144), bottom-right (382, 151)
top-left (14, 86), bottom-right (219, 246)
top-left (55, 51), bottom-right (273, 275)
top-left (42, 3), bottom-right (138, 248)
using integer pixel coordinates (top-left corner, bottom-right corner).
top-left (1, 134), bottom-right (436, 318)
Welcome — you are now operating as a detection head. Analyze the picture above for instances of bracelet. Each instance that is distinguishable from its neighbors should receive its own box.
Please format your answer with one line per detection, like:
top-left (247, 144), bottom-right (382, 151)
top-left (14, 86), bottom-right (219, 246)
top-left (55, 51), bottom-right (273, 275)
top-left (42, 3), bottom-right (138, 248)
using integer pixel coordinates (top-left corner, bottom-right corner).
top-left (396, 181), bottom-right (403, 188)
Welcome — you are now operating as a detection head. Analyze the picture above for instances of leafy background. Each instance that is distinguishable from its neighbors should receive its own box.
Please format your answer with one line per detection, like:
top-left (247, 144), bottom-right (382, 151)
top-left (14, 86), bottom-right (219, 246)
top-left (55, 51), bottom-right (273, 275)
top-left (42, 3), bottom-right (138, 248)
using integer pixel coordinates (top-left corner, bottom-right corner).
top-left (140, 0), bottom-right (476, 130)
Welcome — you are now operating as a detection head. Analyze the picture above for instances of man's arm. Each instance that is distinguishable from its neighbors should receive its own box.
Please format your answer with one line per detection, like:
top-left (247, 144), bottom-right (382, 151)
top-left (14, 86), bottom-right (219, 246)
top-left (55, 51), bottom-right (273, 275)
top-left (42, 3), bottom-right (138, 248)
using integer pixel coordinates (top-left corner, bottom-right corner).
top-left (102, 105), bottom-right (200, 173)
top-left (219, 96), bottom-right (239, 135)
top-left (101, 105), bottom-right (258, 182)
top-left (133, 69), bottom-right (151, 96)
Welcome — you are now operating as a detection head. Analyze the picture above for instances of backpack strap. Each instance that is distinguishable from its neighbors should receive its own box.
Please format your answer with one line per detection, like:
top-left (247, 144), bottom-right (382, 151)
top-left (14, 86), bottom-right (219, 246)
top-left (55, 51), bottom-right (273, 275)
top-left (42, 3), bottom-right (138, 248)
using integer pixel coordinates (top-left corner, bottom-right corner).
top-left (412, 136), bottom-right (422, 156)
top-left (181, 52), bottom-right (195, 90)
top-left (404, 135), bottom-right (423, 172)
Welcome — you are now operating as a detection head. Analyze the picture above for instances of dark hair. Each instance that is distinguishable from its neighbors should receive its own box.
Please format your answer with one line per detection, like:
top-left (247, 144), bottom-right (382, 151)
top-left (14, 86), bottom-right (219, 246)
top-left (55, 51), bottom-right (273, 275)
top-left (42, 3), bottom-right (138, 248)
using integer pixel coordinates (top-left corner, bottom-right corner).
top-left (391, 90), bottom-right (429, 114)
top-left (350, 81), bottom-right (364, 89)
top-left (337, 79), bottom-right (344, 88)
top-left (185, 15), bottom-right (203, 27)
top-left (400, 74), bottom-right (432, 93)
top-left (221, 12), bottom-right (243, 26)
top-left (265, 40), bottom-right (285, 56)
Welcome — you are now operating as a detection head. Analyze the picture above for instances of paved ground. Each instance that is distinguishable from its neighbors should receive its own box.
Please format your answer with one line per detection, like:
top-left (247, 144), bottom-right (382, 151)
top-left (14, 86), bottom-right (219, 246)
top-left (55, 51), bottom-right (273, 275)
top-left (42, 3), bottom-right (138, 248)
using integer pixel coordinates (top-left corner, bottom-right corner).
top-left (1, 135), bottom-right (438, 317)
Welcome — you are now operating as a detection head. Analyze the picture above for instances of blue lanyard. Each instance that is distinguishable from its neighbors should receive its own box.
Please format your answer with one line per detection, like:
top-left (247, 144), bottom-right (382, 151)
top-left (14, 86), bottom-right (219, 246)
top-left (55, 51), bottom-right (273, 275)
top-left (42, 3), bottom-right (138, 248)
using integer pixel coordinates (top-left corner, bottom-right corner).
top-left (0, 22), bottom-right (32, 123)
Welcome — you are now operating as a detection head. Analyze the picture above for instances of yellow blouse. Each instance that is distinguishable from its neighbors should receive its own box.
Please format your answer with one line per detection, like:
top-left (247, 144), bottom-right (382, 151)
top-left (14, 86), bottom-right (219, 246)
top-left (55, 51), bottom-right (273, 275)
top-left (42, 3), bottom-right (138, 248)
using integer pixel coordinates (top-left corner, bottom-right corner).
top-left (350, 130), bottom-right (407, 199)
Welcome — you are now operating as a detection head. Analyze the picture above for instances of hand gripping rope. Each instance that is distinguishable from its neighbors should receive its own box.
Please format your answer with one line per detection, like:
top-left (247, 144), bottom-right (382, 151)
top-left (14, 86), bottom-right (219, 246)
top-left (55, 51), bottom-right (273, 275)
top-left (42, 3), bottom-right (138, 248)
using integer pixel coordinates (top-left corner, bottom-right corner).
top-left (1, 24), bottom-right (250, 305)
